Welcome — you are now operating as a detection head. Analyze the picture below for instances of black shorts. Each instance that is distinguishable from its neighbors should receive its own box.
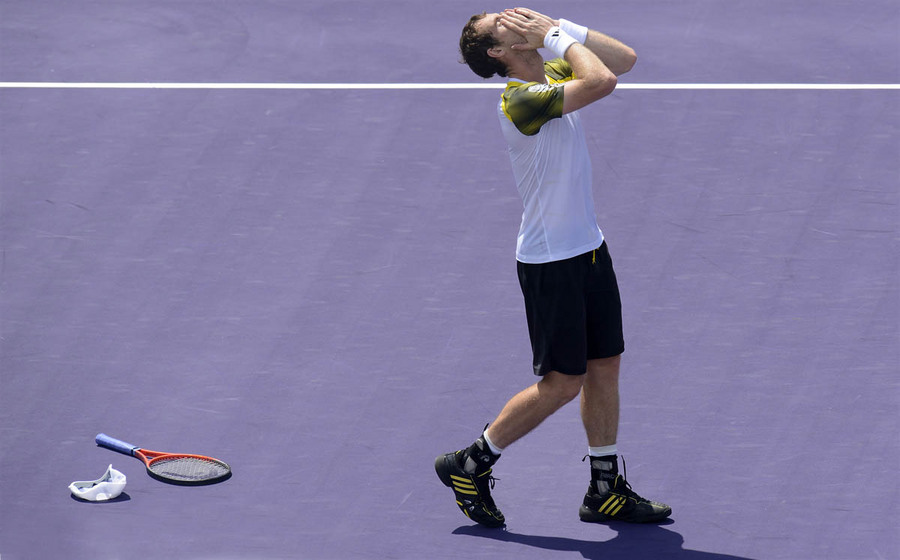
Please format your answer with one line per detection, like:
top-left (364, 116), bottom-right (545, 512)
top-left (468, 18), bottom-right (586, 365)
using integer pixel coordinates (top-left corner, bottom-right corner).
top-left (517, 242), bottom-right (624, 376)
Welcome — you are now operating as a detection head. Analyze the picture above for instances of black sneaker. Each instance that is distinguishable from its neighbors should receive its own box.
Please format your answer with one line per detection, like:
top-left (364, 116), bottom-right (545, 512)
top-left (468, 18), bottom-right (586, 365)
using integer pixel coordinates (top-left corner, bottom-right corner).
top-left (434, 450), bottom-right (505, 528)
top-left (579, 474), bottom-right (672, 523)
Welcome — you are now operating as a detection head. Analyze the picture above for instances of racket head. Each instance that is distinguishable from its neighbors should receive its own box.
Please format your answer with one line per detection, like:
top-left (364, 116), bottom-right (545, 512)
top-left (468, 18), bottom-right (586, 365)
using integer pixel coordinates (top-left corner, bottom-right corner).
top-left (135, 449), bottom-right (232, 486)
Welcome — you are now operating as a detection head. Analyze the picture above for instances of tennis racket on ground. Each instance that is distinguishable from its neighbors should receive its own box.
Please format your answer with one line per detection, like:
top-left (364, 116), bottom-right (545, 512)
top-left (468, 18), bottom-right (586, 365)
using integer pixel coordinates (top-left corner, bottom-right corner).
top-left (95, 433), bottom-right (232, 486)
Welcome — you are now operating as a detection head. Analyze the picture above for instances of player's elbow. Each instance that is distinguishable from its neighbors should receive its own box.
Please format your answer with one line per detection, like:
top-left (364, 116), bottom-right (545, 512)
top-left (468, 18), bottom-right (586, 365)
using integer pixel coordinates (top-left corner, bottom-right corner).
top-left (562, 68), bottom-right (619, 113)
top-left (619, 49), bottom-right (637, 75)
top-left (603, 72), bottom-right (618, 94)
top-left (585, 71), bottom-right (618, 99)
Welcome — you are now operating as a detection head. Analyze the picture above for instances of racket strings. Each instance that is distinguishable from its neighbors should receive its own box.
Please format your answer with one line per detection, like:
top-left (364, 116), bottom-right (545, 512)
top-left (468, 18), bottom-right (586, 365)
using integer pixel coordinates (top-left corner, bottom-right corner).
top-left (149, 456), bottom-right (230, 482)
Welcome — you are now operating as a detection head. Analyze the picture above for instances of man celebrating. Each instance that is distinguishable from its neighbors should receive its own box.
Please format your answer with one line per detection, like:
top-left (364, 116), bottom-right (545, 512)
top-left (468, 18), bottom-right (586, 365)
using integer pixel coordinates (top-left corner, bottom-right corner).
top-left (435, 9), bottom-right (671, 527)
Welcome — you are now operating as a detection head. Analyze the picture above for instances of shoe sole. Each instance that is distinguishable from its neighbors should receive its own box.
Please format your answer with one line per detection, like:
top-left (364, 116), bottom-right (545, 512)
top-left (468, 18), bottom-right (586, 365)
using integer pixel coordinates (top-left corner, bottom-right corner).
top-left (579, 504), bottom-right (672, 524)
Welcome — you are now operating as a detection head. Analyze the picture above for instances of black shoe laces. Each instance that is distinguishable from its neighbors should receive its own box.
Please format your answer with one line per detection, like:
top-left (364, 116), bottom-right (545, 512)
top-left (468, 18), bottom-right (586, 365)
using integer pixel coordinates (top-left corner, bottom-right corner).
top-left (475, 469), bottom-right (498, 491)
top-left (472, 470), bottom-right (499, 509)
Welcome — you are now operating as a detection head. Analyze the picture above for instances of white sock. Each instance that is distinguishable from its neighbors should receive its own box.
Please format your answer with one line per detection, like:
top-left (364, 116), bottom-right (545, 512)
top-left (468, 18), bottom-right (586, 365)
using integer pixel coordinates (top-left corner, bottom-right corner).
top-left (482, 430), bottom-right (504, 456)
top-left (588, 444), bottom-right (618, 457)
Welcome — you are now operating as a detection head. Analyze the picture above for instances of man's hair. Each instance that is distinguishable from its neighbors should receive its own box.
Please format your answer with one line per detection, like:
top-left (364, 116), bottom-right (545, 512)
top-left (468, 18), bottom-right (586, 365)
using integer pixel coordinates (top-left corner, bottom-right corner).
top-left (459, 13), bottom-right (508, 79)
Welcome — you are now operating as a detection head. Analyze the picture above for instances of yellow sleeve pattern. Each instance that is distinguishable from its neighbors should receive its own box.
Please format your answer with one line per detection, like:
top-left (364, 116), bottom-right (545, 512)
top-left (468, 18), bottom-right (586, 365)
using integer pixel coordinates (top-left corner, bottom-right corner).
top-left (543, 58), bottom-right (576, 81)
top-left (500, 59), bottom-right (576, 136)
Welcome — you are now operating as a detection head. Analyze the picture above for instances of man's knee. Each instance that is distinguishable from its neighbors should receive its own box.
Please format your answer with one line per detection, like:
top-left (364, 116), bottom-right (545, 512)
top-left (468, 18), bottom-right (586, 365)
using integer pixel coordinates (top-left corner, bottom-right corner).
top-left (539, 371), bottom-right (585, 405)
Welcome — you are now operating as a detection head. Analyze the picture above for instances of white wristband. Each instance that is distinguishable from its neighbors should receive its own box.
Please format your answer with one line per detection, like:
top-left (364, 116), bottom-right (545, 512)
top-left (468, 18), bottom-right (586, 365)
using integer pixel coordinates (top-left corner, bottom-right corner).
top-left (543, 26), bottom-right (578, 59)
top-left (558, 18), bottom-right (588, 44)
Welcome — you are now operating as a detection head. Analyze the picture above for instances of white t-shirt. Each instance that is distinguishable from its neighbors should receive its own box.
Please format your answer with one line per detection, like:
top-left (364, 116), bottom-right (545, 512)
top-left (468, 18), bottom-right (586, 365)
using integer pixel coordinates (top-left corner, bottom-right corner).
top-left (497, 59), bottom-right (603, 264)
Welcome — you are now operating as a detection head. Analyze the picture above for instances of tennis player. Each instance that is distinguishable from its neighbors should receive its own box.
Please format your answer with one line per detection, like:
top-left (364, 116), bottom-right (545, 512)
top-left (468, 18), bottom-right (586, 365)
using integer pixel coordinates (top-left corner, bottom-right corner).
top-left (435, 8), bottom-right (671, 527)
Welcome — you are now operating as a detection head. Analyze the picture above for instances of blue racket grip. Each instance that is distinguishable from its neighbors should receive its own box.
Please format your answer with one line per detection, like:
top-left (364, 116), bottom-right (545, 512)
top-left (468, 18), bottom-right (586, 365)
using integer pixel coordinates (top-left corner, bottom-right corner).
top-left (96, 433), bottom-right (138, 456)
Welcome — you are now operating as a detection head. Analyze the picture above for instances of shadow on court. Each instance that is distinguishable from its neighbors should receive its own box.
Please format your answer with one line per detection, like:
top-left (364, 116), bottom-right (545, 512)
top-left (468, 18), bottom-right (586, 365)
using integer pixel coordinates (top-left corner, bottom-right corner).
top-left (453, 522), bottom-right (755, 559)
top-left (69, 492), bottom-right (132, 504)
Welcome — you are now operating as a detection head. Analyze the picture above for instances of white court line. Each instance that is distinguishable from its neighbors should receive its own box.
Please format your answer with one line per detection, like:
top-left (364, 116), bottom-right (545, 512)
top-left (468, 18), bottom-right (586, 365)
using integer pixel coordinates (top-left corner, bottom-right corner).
top-left (0, 82), bottom-right (898, 90)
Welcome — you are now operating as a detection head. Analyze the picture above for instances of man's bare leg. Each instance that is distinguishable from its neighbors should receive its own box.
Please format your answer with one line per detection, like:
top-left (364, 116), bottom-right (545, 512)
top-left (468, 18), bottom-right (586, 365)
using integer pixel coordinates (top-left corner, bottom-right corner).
top-left (581, 355), bottom-right (621, 447)
top-left (485, 370), bottom-right (585, 449)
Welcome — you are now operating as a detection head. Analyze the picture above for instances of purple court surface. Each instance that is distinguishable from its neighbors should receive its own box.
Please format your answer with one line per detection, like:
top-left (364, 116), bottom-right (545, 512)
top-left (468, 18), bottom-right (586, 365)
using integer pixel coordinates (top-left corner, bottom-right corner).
top-left (1, 1), bottom-right (897, 559)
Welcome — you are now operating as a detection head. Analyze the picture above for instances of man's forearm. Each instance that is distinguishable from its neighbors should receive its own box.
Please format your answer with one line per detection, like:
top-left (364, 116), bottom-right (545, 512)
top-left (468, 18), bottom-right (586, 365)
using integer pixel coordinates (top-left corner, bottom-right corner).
top-left (557, 18), bottom-right (636, 76)
top-left (584, 30), bottom-right (636, 76)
